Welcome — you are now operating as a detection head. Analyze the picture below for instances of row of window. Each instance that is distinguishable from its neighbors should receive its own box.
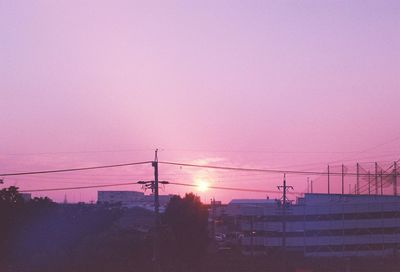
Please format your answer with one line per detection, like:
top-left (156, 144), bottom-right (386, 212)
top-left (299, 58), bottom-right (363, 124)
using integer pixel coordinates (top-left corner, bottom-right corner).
top-left (238, 210), bottom-right (400, 222)
top-left (243, 227), bottom-right (400, 237)
top-left (241, 243), bottom-right (400, 253)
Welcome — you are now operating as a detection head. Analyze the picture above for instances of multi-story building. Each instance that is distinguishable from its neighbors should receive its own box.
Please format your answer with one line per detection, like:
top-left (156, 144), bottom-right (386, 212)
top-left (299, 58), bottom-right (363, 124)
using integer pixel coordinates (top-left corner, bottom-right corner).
top-left (98, 191), bottom-right (145, 207)
top-left (227, 194), bottom-right (400, 258)
top-left (97, 191), bottom-right (171, 210)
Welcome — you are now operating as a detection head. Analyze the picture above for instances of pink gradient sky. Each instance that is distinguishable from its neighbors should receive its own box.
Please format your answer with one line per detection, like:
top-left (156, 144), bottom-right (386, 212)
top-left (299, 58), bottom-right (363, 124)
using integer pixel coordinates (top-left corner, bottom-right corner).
top-left (1, 0), bottom-right (399, 203)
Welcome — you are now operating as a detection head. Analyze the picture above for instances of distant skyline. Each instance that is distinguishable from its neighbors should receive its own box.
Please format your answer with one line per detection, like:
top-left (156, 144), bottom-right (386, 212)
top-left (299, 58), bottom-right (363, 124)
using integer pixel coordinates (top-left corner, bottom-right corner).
top-left (1, 0), bottom-right (399, 203)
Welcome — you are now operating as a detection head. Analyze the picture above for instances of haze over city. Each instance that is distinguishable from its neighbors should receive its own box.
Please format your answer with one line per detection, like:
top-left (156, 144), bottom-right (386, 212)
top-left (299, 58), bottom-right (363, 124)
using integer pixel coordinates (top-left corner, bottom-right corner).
top-left (1, 0), bottom-right (399, 203)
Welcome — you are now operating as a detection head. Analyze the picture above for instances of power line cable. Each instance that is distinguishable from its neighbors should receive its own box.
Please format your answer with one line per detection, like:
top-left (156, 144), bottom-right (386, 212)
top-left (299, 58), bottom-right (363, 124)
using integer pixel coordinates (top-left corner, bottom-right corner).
top-left (18, 181), bottom-right (301, 196)
top-left (167, 182), bottom-right (302, 195)
top-left (20, 182), bottom-right (139, 193)
top-left (1, 149), bottom-right (153, 156)
top-left (3, 158), bottom-right (398, 181)
top-left (161, 148), bottom-right (363, 154)
top-left (158, 161), bottom-right (389, 177)
top-left (0, 161), bottom-right (152, 177)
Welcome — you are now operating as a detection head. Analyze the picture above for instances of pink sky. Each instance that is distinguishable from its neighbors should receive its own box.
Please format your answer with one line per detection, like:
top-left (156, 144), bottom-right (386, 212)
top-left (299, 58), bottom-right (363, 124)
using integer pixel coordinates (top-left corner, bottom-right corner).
top-left (1, 0), bottom-right (399, 203)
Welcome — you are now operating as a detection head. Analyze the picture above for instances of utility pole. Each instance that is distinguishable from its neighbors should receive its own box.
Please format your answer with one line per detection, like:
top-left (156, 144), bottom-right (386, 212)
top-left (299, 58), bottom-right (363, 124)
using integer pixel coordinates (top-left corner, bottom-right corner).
top-left (394, 162), bottom-right (398, 196)
top-left (137, 150), bottom-right (167, 272)
top-left (277, 174), bottom-right (293, 272)
top-left (311, 179), bottom-right (313, 194)
top-left (375, 162), bottom-right (378, 195)
top-left (211, 198), bottom-right (216, 239)
top-left (250, 216), bottom-right (254, 257)
top-left (381, 169), bottom-right (384, 196)
top-left (368, 171), bottom-right (371, 195)
top-left (341, 164), bottom-right (345, 195)
top-left (152, 149), bottom-right (160, 272)
top-left (327, 165), bottom-right (330, 194)
top-left (356, 163), bottom-right (360, 195)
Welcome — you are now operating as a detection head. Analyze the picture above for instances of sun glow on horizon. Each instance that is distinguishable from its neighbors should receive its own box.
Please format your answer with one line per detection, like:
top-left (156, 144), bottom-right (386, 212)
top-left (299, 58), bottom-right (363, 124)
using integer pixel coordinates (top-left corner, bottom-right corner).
top-left (196, 180), bottom-right (210, 192)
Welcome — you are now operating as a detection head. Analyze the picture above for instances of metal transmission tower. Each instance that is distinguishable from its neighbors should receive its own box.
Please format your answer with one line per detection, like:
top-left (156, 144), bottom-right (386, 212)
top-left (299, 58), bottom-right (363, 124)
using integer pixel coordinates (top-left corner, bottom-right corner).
top-left (277, 173), bottom-right (293, 272)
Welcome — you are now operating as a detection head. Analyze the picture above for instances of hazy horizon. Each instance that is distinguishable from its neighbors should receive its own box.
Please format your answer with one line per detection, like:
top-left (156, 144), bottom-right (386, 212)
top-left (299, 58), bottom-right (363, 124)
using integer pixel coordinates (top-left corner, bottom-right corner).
top-left (1, 0), bottom-right (399, 203)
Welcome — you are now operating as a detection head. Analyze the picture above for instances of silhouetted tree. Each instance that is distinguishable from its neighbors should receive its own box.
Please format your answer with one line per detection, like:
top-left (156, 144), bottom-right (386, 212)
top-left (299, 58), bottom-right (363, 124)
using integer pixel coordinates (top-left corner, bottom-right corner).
top-left (0, 186), bottom-right (24, 208)
top-left (163, 193), bottom-right (209, 271)
top-left (0, 186), bottom-right (25, 267)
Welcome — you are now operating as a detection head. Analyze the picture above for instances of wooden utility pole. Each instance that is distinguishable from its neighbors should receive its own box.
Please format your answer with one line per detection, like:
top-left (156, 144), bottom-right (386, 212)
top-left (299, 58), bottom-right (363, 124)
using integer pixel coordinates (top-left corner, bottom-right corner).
top-left (137, 151), bottom-right (165, 272)
top-left (152, 149), bottom-right (160, 272)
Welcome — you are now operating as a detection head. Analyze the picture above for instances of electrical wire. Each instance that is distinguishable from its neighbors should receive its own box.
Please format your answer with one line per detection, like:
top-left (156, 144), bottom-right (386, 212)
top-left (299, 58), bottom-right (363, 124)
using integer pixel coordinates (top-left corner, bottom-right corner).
top-left (2, 149), bottom-right (153, 156)
top-left (167, 182), bottom-right (302, 195)
top-left (0, 161), bottom-right (152, 177)
top-left (18, 181), bottom-right (300, 196)
top-left (160, 147), bottom-right (362, 154)
top-left (158, 161), bottom-right (390, 177)
top-left (2, 159), bottom-right (398, 179)
top-left (19, 182), bottom-right (139, 193)
top-left (14, 162), bottom-right (398, 196)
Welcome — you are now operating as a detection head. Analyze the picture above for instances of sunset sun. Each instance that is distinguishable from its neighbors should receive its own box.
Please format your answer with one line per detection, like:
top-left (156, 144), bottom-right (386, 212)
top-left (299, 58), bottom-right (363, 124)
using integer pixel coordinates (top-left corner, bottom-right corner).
top-left (196, 180), bottom-right (210, 192)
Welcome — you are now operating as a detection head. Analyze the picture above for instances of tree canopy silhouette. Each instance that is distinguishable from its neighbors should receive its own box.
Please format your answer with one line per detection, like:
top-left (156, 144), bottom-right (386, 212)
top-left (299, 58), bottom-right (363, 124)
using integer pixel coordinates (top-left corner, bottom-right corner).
top-left (0, 186), bottom-right (24, 208)
top-left (163, 193), bottom-right (209, 271)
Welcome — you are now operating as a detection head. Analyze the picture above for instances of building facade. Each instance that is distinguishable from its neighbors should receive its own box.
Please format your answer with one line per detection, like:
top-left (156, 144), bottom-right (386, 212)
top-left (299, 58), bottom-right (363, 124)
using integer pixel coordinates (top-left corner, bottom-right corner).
top-left (97, 190), bottom-right (171, 210)
top-left (227, 194), bottom-right (400, 257)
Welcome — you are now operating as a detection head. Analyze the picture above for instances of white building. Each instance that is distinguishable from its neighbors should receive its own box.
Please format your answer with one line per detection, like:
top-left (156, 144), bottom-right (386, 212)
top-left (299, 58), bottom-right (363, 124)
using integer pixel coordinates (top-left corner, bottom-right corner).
top-left (97, 191), bottom-right (171, 210)
top-left (227, 194), bottom-right (400, 257)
